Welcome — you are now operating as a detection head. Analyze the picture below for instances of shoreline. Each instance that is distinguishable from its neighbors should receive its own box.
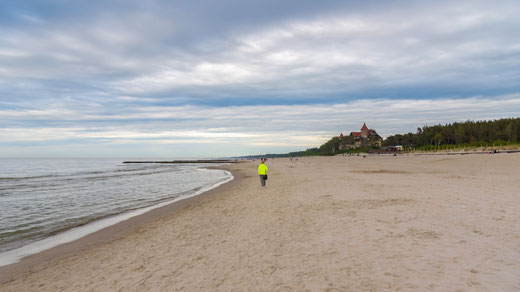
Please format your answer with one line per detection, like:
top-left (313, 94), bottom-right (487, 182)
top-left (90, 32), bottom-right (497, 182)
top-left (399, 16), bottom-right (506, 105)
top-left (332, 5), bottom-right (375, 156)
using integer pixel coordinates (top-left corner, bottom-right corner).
top-left (0, 168), bottom-right (234, 267)
top-left (1, 155), bottom-right (518, 291)
top-left (0, 165), bottom-right (243, 284)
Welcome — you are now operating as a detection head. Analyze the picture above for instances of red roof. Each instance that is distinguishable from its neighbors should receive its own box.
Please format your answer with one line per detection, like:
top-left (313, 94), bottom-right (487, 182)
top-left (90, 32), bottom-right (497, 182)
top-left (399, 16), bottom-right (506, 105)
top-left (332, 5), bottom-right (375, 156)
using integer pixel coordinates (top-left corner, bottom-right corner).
top-left (361, 123), bottom-right (368, 131)
top-left (339, 133), bottom-right (344, 138)
top-left (351, 132), bottom-right (361, 137)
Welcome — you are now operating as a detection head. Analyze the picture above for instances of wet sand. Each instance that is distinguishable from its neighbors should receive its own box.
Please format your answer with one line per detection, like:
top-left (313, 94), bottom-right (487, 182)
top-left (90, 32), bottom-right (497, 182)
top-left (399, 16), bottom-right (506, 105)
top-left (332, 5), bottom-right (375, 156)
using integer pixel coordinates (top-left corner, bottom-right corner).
top-left (1, 154), bottom-right (519, 291)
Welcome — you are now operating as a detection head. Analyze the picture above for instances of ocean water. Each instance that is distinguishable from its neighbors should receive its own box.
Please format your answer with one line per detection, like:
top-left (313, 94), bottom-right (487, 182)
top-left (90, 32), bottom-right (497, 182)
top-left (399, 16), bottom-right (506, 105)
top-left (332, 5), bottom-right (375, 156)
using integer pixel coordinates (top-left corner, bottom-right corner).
top-left (0, 158), bottom-right (233, 266)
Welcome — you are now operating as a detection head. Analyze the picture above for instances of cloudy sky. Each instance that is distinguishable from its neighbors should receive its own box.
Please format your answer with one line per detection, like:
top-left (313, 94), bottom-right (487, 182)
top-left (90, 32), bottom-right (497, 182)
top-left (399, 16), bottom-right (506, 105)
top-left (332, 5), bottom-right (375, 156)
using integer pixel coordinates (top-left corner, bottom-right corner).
top-left (1, 0), bottom-right (519, 158)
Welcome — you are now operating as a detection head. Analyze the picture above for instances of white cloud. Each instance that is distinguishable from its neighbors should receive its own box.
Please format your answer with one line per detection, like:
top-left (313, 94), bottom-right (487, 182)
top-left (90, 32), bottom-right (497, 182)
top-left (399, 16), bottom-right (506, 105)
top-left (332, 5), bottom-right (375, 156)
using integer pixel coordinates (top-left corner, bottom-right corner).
top-left (2, 0), bottom-right (517, 98)
top-left (1, 0), bottom-right (519, 157)
top-left (2, 95), bottom-right (519, 155)
top-left (102, 1), bottom-right (520, 97)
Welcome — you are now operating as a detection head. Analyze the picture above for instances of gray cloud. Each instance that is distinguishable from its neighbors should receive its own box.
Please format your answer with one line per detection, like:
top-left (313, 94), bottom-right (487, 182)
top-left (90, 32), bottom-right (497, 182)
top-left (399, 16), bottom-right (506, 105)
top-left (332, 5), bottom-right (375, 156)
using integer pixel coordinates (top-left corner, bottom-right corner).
top-left (1, 0), bottom-right (519, 105)
top-left (1, 0), bottom-right (519, 157)
top-left (2, 95), bottom-right (519, 157)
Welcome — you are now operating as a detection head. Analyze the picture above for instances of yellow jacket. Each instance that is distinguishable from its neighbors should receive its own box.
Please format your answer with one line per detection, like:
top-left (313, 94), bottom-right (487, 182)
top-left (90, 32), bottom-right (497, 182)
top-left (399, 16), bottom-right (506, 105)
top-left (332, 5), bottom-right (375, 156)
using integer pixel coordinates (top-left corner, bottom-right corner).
top-left (258, 163), bottom-right (268, 175)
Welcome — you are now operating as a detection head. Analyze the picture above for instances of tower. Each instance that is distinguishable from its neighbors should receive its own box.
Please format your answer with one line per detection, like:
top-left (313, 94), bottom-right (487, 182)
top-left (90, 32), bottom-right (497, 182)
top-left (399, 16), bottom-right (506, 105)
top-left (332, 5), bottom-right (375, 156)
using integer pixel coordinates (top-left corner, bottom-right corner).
top-left (361, 123), bottom-right (369, 138)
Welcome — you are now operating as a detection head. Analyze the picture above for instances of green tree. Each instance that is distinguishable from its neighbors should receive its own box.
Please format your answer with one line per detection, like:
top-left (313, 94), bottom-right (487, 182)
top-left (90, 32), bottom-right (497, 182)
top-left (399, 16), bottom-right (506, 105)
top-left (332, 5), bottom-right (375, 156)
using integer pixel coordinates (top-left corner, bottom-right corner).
top-left (505, 120), bottom-right (514, 142)
top-left (319, 137), bottom-right (341, 153)
top-left (455, 124), bottom-right (465, 144)
top-left (340, 135), bottom-right (355, 146)
top-left (433, 133), bottom-right (444, 147)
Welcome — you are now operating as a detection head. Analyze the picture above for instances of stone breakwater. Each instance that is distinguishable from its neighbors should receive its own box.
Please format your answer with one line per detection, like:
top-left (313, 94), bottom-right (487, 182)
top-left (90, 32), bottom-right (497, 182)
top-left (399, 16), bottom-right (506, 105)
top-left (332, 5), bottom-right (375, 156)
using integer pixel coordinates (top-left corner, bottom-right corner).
top-left (123, 160), bottom-right (240, 164)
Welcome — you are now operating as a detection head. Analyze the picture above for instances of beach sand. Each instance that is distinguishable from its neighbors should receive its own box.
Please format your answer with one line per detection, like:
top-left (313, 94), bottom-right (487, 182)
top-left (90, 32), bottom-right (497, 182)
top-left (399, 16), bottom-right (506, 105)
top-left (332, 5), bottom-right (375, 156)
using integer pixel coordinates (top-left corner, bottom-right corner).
top-left (1, 154), bottom-right (519, 291)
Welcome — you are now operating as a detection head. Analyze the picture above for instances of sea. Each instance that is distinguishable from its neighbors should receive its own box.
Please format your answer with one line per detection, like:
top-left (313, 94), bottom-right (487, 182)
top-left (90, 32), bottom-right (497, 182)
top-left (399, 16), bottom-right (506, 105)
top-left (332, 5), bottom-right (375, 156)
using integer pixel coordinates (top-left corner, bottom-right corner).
top-left (0, 158), bottom-right (233, 266)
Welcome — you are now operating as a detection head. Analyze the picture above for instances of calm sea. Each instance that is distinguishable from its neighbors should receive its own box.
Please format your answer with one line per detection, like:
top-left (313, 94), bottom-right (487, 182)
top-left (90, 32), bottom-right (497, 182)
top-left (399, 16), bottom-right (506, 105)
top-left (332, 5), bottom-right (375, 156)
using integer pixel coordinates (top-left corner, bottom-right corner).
top-left (0, 158), bottom-right (232, 266)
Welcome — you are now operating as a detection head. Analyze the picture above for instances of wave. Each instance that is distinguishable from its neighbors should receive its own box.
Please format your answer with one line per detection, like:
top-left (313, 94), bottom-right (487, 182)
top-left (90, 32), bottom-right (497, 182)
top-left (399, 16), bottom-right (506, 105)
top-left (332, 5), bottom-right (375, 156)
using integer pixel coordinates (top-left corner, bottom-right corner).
top-left (0, 169), bottom-right (233, 267)
top-left (0, 168), bottom-right (182, 192)
top-left (0, 165), bottom-right (177, 181)
top-left (0, 174), bottom-right (62, 181)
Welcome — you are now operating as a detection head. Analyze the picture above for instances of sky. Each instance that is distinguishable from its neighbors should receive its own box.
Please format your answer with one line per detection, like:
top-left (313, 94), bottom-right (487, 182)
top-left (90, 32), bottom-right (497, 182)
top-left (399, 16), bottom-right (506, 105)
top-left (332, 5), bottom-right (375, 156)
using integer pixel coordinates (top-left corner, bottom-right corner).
top-left (1, 0), bottom-right (519, 158)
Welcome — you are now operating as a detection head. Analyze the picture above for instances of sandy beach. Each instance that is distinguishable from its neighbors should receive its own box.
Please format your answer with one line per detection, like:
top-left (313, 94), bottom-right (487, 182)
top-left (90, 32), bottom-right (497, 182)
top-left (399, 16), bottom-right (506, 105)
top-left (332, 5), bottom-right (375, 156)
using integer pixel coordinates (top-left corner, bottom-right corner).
top-left (1, 154), bottom-right (519, 291)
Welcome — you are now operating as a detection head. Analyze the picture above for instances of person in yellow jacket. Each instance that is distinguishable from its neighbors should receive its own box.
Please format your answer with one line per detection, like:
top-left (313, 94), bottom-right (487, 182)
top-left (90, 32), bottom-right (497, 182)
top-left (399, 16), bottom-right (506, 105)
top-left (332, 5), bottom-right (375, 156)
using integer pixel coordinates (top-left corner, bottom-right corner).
top-left (258, 159), bottom-right (268, 187)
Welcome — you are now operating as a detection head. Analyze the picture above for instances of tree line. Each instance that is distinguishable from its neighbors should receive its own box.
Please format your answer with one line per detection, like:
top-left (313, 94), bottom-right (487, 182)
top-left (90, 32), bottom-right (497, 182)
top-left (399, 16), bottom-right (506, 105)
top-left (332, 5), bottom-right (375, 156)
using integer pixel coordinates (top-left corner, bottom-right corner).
top-left (240, 117), bottom-right (519, 158)
top-left (383, 118), bottom-right (519, 147)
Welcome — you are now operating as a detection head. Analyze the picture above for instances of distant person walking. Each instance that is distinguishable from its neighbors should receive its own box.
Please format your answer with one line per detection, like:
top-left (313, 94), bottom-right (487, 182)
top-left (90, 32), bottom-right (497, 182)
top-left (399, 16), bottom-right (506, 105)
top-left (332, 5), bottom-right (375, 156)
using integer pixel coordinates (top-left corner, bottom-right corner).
top-left (258, 159), bottom-right (268, 187)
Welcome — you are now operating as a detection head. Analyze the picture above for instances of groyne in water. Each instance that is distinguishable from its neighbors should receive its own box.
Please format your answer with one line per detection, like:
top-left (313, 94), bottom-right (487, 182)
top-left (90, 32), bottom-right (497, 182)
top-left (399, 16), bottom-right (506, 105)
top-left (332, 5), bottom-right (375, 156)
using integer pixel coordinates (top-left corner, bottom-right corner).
top-left (123, 160), bottom-right (240, 164)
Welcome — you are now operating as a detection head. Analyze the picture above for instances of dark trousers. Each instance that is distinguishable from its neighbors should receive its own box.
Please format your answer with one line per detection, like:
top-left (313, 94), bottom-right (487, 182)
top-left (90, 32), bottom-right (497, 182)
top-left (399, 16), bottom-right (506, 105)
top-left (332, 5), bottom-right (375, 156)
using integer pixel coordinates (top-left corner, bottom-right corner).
top-left (259, 175), bottom-right (266, 187)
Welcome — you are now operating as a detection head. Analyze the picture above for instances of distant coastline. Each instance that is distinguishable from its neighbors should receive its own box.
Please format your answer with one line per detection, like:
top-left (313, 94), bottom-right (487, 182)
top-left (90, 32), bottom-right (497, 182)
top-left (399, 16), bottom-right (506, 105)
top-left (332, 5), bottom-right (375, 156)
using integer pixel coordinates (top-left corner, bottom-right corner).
top-left (240, 117), bottom-right (520, 159)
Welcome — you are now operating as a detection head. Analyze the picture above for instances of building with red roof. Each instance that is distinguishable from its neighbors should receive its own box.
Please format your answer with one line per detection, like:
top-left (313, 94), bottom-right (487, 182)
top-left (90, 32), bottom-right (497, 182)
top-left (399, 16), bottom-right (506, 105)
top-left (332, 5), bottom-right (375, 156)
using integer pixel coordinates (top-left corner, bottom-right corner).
top-left (339, 123), bottom-right (382, 149)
